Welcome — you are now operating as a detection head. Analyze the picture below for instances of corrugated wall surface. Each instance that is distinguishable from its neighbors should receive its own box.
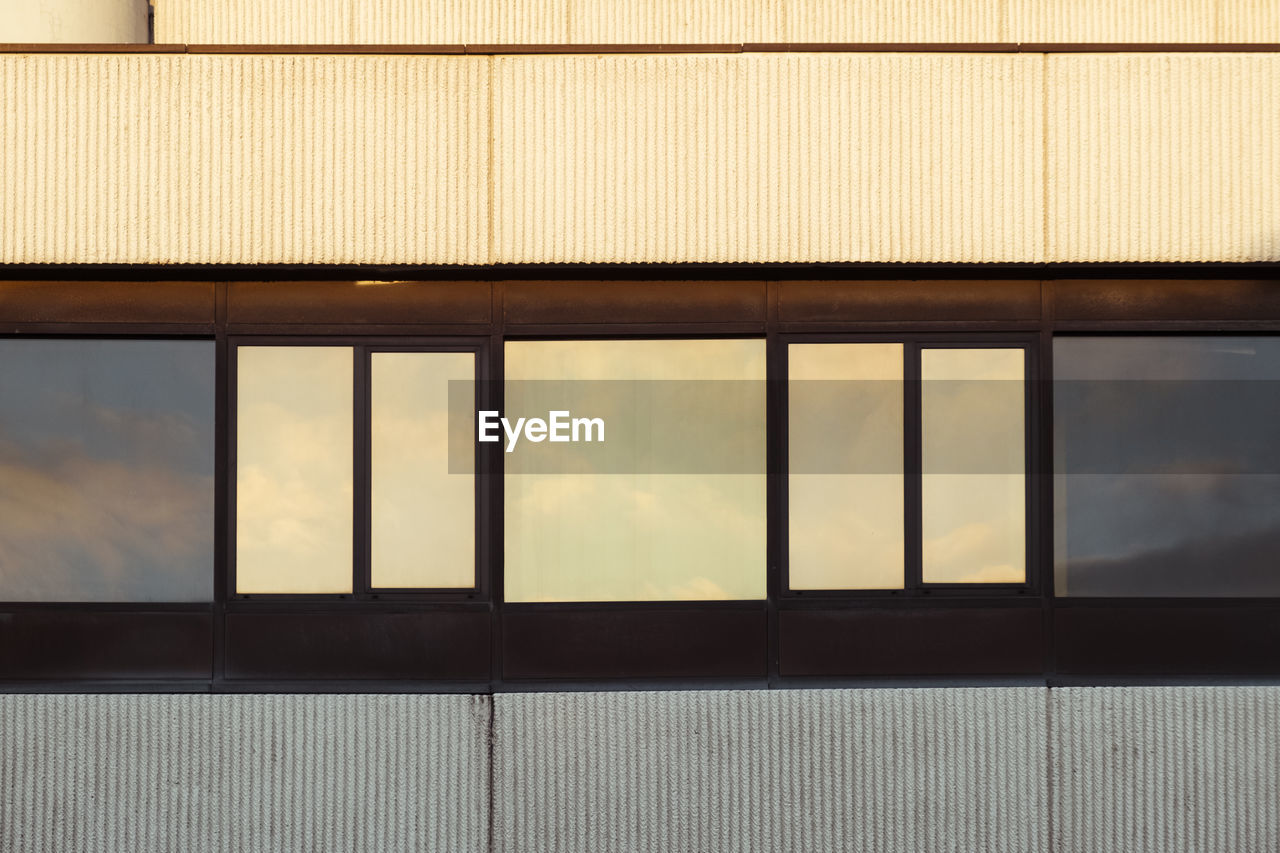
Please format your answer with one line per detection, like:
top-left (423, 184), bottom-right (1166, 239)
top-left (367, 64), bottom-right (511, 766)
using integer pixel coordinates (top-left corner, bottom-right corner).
top-left (6, 688), bottom-right (1280, 852)
top-left (492, 54), bottom-right (1042, 264)
top-left (1052, 687), bottom-right (1280, 853)
top-left (152, 0), bottom-right (1280, 44)
top-left (1047, 53), bottom-right (1280, 263)
top-left (0, 694), bottom-right (491, 853)
top-left (493, 689), bottom-right (1049, 853)
top-left (2, 52), bottom-right (1279, 265)
top-left (0, 53), bottom-right (490, 265)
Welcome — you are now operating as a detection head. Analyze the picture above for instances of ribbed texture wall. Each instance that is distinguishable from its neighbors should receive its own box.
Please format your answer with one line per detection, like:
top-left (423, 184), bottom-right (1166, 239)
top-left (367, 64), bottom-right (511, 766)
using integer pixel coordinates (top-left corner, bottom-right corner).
top-left (1047, 54), bottom-right (1280, 263)
top-left (494, 689), bottom-right (1048, 853)
top-left (786, 0), bottom-right (1007, 42)
top-left (1052, 687), bottom-right (1280, 853)
top-left (155, 0), bottom-right (567, 45)
top-left (493, 54), bottom-right (1043, 264)
top-left (0, 694), bottom-right (491, 853)
top-left (4, 52), bottom-right (1280, 264)
top-left (152, 0), bottom-right (1280, 44)
top-left (0, 54), bottom-right (489, 265)
top-left (1012, 0), bottom-right (1221, 43)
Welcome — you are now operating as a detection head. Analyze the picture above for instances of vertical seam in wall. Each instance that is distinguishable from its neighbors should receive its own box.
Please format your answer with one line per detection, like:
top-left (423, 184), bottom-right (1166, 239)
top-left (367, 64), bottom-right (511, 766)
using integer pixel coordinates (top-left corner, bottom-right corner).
top-left (1046, 687), bottom-right (1055, 853)
top-left (1040, 52), bottom-right (1050, 263)
top-left (486, 696), bottom-right (496, 853)
top-left (486, 56), bottom-right (496, 266)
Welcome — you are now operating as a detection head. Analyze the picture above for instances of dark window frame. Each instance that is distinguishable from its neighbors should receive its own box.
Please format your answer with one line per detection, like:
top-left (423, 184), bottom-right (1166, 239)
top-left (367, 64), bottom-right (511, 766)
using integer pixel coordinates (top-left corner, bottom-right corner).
top-left (2, 273), bottom-right (1280, 688)
top-left (778, 332), bottom-right (1040, 600)
top-left (227, 336), bottom-right (492, 603)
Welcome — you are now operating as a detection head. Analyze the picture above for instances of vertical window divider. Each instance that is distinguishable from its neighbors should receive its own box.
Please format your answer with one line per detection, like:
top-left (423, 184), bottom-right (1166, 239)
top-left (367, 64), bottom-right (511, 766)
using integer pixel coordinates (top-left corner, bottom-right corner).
top-left (354, 345), bottom-right (371, 599)
top-left (904, 342), bottom-right (924, 593)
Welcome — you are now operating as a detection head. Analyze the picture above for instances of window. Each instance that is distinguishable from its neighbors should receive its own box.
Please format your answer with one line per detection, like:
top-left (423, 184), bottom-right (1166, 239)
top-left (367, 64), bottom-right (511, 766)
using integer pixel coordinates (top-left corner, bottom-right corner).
top-left (0, 339), bottom-right (215, 602)
top-left (1054, 336), bottom-right (1280, 596)
top-left (232, 342), bottom-right (481, 597)
top-left (786, 340), bottom-right (1030, 593)
top-left (502, 339), bottom-right (767, 602)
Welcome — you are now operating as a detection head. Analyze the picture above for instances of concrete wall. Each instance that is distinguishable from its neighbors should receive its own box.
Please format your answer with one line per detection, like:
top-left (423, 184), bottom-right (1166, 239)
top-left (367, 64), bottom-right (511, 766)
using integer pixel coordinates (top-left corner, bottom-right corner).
top-left (3, 688), bottom-right (1278, 852)
top-left (2, 51), bottom-right (1278, 266)
top-left (0, 0), bottom-right (148, 43)
top-left (151, 0), bottom-right (1280, 44)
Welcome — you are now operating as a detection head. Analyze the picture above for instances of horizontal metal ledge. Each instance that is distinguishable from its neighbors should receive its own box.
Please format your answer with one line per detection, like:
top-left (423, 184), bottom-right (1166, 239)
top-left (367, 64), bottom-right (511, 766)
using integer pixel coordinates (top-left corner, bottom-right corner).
top-left (2, 42), bottom-right (1280, 55)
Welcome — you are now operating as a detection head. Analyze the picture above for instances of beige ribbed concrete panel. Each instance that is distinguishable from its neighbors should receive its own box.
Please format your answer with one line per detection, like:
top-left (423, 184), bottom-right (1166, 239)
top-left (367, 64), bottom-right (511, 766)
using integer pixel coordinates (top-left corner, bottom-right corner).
top-left (0, 694), bottom-right (491, 853)
top-left (0, 54), bottom-right (489, 265)
top-left (570, 0), bottom-right (783, 43)
top-left (0, 0), bottom-right (149, 42)
top-left (492, 54), bottom-right (1044, 264)
top-left (786, 0), bottom-right (1007, 42)
top-left (494, 689), bottom-right (1048, 853)
top-left (1011, 0), bottom-right (1220, 43)
top-left (1046, 54), bottom-right (1280, 263)
top-left (1218, 0), bottom-right (1280, 42)
top-left (1052, 688), bottom-right (1280, 853)
top-left (156, 0), bottom-right (567, 44)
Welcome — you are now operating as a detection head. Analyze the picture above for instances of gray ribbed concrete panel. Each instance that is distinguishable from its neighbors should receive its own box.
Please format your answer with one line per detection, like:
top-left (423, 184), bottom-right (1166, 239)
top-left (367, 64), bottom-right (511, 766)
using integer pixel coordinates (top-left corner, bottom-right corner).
top-left (494, 688), bottom-right (1049, 853)
top-left (0, 694), bottom-right (491, 853)
top-left (1051, 687), bottom-right (1280, 853)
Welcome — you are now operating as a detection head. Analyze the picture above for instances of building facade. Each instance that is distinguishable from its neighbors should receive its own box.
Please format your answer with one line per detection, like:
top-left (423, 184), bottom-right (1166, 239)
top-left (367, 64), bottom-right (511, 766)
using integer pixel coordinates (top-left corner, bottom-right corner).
top-left (3, 1), bottom-right (1280, 850)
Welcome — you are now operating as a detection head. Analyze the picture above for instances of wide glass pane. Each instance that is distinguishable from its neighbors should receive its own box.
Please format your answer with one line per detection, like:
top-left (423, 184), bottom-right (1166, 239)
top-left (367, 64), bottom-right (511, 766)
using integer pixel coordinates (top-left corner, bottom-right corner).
top-left (921, 348), bottom-right (1025, 584)
top-left (371, 351), bottom-right (474, 589)
top-left (788, 343), bottom-right (904, 589)
top-left (0, 340), bottom-right (214, 601)
top-left (503, 339), bottom-right (766, 602)
top-left (1055, 336), bottom-right (1280, 596)
top-left (236, 346), bottom-right (352, 594)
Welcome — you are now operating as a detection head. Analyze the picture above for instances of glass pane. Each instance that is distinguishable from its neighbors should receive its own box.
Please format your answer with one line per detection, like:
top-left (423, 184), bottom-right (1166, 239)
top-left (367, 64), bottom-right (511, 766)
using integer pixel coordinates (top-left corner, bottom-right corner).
top-left (371, 351), bottom-right (475, 589)
top-left (921, 348), bottom-right (1025, 584)
top-left (0, 340), bottom-right (214, 602)
top-left (788, 343), bottom-right (904, 589)
top-left (1055, 336), bottom-right (1280, 596)
top-left (503, 339), bottom-right (766, 602)
top-left (236, 346), bottom-right (352, 594)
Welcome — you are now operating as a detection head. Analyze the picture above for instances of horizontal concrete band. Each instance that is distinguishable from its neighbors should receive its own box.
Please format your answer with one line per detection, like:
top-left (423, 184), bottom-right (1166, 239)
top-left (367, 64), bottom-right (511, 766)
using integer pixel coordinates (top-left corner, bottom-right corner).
top-left (2, 53), bottom-right (1278, 265)
top-left (4, 688), bottom-right (1279, 853)
top-left (153, 0), bottom-right (1280, 45)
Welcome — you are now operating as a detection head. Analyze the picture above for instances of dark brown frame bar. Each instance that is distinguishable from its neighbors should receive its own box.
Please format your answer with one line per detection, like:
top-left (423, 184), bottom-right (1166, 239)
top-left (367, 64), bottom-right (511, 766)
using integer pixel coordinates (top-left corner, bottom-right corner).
top-left (1, 271), bottom-right (1280, 690)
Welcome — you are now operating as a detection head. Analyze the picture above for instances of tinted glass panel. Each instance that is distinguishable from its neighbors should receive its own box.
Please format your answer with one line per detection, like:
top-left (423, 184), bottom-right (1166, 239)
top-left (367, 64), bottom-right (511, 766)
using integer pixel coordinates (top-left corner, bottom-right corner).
top-left (788, 343), bottom-right (905, 589)
top-left (504, 339), bottom-right (766, 602)
top-left (0, 340), bottom-right (214, 601)
top-left (370, 351), bottom-right (475, 589)
top-left (921, 348), bottom-right (1026, 584)
top-left (236, 346), bottom-right (353, 594)
top-left (1055, 336), bottom-right (1280, 596)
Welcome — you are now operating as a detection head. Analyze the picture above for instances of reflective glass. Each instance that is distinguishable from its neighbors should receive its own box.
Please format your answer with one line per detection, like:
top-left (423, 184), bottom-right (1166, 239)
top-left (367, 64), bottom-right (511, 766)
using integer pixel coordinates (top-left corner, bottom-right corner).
top-left (236, 346), bottom-right (352, 594)
top-left (921, 348), bottom-right (1026, 584)
top-left (788, 343), bottom-right (905, 589)
top-left (371, 351), bottom-right (475, 589)
top-left (503, 339), bottom-right (766, 602)
top-left (0, 340), bottom-right (214, 601)
top-left (1055, 336), bottom-right (1280, 596)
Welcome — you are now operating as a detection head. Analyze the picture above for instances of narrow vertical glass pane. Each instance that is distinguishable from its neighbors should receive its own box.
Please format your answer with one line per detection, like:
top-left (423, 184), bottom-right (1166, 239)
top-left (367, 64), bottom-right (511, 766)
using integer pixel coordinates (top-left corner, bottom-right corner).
top-left (236, 346), bottom-right (353, 594)
top-left (371, 351), bottom-right (475, 589)
top-left (504, 339), bottom-right (766, 602)
top-left (788, 343), bottom-right (904, 589)
top-left (921, 348), bottom-right (1025, 584)
top-left (0, 340), bottom-right (214, 601)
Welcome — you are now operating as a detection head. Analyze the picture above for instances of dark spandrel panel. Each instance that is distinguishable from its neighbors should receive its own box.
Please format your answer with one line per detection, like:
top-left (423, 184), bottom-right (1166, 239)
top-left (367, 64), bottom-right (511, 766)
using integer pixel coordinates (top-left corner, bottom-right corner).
top-left (0, 611), bottom-right (212, 679)
top-left (227, 281), bottom-right (491, 325)
top-left (0, 280), bottom-right (215, 325)
top-left (779, 280), bottom-right (1040, 324)
top-left (779, 606), bottom-right (1043, 677)
top-left (0, 340), bottom-right (215, 601)
top-left (1054, 279), bottom-right (1280, 322)
top-left (1055, 337), bottom-right (1280, 597)
top-left (224, 611), bottom-right (491, 681)
top-left (504, 280), bottom-right (766, 325)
